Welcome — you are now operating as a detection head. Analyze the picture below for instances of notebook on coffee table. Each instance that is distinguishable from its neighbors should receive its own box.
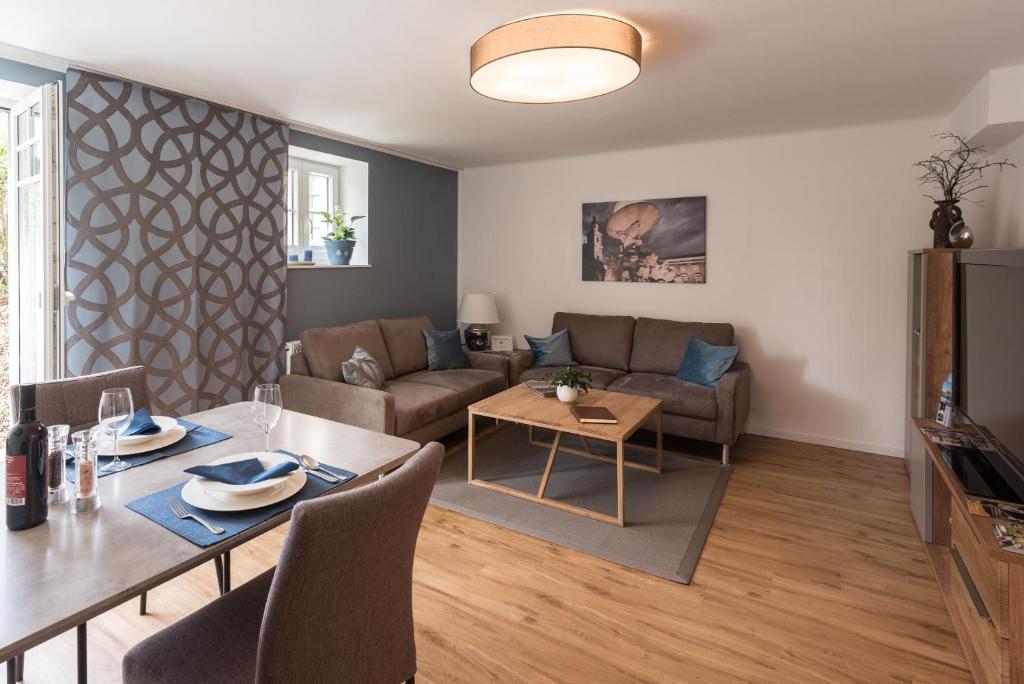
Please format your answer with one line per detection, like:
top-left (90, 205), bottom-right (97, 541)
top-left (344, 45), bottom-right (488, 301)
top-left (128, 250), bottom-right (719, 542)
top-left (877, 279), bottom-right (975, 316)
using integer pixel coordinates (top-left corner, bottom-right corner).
top-left (570, 405), bottom-right (618, 424)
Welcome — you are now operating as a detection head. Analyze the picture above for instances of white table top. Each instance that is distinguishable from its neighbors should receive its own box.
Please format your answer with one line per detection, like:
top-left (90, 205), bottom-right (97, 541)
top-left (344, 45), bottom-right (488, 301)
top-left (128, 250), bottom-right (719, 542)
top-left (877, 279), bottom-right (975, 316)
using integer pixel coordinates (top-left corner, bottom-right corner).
top-left (0, 402), bottom-right (420, 661)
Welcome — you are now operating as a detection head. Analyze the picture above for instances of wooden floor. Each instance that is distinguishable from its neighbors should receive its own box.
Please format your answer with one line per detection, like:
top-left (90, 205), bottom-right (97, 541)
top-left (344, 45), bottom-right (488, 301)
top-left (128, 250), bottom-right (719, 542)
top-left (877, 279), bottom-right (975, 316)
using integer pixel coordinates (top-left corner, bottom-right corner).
top-left (17, 435), bottom-right (970, 683)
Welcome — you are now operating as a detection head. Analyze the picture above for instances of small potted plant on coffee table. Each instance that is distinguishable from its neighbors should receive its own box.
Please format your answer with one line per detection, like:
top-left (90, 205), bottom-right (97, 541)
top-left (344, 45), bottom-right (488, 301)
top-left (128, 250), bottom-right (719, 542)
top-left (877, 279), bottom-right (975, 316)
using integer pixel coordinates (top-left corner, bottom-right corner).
top-left (320, 207), bottom-right (366, 265)
top-left (545, 367), bottom-right (592, 404)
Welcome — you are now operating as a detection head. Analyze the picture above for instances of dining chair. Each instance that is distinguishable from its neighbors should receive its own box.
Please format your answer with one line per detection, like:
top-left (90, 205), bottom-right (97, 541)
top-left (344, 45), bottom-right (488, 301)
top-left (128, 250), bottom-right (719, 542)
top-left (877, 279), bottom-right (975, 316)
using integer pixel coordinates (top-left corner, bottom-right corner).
top-left (122, 441), bottom-right (445, 684)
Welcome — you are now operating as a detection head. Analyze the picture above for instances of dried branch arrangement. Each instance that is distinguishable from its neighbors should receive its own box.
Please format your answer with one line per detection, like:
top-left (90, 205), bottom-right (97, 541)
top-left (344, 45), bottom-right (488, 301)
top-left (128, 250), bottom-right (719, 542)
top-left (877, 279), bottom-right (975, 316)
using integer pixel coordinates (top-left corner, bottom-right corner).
top-left (914, 131), bottom-right (1015, 204)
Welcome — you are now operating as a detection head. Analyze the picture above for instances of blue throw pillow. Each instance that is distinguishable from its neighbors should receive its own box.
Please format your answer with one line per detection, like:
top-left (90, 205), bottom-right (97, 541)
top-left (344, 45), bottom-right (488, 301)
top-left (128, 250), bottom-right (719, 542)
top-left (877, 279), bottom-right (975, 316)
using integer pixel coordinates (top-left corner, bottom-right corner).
top-left (525, 329), bottom-right (576, 367)
top-left (423, 329), bottom-right (470, 370)
top-left (676, 337), bottom-right (739, 387)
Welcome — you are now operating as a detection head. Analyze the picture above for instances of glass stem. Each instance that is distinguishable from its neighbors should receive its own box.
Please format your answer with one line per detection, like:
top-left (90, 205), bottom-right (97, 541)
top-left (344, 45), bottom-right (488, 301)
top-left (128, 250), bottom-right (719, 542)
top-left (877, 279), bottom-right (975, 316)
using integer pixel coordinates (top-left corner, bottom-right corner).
top-left (265, 428), bottom-right (271, 453)
top-left (112, 433), bottom-right (119, 465)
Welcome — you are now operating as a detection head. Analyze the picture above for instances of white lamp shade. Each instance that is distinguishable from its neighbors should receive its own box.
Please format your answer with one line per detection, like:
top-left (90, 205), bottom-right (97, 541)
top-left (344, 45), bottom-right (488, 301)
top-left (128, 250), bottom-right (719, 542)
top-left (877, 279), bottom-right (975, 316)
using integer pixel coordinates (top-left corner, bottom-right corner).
top-left (458, 293), bottom-right (500, 324)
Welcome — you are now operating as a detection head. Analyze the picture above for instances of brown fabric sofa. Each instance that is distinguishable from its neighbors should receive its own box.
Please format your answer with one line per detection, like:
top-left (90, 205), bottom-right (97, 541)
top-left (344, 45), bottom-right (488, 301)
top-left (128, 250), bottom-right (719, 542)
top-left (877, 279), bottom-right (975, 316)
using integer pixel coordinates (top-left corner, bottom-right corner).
top-left (281, 316), bottom-right (508, 443)
top-left (511, 312), bottom-right (750, 463)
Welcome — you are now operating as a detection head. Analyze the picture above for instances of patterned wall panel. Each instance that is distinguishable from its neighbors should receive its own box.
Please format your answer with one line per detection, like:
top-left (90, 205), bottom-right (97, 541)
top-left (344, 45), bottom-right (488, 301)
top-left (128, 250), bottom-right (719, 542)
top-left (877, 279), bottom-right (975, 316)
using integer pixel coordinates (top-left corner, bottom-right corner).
top-left (65, 69), bottom-right (288, 413)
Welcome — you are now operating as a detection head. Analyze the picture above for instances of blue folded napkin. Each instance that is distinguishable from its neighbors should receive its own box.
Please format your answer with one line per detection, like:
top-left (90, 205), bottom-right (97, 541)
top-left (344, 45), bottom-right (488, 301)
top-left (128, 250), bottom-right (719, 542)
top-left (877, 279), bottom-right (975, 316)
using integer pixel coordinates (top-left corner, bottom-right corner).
top-left (121, 408), bottom-right (161, 436)
top-left (184, 458), bottom-right (300, 485)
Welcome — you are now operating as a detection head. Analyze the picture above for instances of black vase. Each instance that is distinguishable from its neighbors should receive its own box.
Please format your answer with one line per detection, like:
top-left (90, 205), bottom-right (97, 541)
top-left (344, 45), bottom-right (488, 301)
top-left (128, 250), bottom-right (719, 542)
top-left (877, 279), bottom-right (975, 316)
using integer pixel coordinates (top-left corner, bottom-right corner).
top-left (929, 200), bottom-right (962, 248)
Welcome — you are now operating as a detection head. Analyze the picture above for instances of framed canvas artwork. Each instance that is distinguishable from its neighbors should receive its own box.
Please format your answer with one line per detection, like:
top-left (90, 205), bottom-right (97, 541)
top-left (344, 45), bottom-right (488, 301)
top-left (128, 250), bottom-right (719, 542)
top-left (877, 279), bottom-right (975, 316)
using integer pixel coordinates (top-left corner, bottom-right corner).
top-left (582, 196), bottom-right (707, 283)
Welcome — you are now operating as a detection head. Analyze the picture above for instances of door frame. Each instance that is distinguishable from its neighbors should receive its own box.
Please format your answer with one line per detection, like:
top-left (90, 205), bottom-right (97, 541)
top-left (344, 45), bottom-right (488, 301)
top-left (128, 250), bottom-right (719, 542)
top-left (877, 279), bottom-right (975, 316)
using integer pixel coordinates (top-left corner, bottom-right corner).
top-left (6, 81), bottom-right (65, 385)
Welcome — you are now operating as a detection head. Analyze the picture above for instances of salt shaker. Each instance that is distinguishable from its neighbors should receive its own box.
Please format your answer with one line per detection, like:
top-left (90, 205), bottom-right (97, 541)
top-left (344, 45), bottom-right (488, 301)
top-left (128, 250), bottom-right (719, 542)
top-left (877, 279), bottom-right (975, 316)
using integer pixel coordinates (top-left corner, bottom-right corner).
top-left (71, 427), bottom-right (101, 514)
top-left (46, 424), bottom-right (70, 505)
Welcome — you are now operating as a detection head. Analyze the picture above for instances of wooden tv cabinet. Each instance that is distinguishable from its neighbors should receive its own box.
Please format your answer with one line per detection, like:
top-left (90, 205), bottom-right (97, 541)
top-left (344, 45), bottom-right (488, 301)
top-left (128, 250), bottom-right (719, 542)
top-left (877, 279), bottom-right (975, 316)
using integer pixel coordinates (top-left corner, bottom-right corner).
top-left (914, 418), bottom-right (1024, 683)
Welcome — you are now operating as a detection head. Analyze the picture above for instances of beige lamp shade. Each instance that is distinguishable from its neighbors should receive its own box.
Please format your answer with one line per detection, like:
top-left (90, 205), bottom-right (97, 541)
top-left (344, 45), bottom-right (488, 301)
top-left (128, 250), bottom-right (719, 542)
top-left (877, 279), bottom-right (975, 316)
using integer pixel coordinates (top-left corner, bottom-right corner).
top-left (457, 293), bottom-right (500, 324)
top-left (470, 14), bottom-right (642, 104)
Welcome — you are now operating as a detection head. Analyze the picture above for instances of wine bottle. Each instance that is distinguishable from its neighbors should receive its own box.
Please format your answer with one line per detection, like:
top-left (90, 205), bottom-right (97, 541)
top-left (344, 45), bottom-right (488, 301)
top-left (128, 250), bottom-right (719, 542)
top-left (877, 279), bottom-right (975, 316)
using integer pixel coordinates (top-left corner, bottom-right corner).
top-left (5, 384), bottom-right (48, 530)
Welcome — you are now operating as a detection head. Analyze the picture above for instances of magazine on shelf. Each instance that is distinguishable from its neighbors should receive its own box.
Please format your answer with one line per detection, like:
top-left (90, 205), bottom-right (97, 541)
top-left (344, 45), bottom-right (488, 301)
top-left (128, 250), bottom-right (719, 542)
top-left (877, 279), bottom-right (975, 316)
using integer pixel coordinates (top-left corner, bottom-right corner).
top-left (967, 498), bottom-right (1024, 523)
top-left (993, 523), bottom-right (1024, 556)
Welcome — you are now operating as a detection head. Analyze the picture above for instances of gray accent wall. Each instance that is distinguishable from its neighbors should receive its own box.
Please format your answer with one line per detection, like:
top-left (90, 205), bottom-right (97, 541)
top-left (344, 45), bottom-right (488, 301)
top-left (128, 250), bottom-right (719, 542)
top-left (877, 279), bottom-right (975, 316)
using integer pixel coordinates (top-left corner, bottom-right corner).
top-left (285, 131), bottom-right (458, 340)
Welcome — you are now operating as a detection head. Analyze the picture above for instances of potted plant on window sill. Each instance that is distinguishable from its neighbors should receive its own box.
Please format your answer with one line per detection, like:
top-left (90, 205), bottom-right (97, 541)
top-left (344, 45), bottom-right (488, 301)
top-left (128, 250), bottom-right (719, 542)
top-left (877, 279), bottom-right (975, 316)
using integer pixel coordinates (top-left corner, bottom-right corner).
top-left (545, 367), bottom-right (592, 404)
top-left (320, 208), bottom-right (366, 265)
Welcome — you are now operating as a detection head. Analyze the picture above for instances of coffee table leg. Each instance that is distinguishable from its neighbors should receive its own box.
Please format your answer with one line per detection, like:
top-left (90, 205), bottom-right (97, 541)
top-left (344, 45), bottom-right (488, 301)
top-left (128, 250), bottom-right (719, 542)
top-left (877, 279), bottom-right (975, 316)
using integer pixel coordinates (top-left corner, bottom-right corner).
top-left (656, 408), bottom-right (664, 473)
top-left (616, 440), bottom-right (625, 526)
top-left (467, 411), bottom-right (476, 482)
top-left (536, 431), bottom-right (563, 498)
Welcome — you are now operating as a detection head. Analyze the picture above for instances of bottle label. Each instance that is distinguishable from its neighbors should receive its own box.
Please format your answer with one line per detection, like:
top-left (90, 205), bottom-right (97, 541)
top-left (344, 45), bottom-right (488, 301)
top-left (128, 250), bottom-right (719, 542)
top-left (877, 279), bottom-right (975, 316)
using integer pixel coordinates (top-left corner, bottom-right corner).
top-left (6, 454), bottom-right (27, 506)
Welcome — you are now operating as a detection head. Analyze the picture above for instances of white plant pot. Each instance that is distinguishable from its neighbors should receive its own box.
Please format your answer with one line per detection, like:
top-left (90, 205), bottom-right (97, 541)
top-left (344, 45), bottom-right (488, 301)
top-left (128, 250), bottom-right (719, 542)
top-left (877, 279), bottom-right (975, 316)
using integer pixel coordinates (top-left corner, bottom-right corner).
top-left (556, 385), bottom-right (578, 403)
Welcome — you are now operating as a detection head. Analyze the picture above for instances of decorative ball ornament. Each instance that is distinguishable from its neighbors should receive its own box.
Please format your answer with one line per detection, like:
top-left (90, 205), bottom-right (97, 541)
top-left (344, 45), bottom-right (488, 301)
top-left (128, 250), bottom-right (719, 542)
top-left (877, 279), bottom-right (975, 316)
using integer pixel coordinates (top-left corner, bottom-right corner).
top-left (949, 220), bottom-right (975, 249)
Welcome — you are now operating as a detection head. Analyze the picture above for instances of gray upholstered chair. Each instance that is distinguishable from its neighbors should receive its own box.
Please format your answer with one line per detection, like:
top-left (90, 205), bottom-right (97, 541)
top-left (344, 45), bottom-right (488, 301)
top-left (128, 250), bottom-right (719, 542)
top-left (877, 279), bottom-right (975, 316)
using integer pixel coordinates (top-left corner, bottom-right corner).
top-left (10, 366), bottom-right (152, 433)
top-left (122, 441), bottom-right (445, 684)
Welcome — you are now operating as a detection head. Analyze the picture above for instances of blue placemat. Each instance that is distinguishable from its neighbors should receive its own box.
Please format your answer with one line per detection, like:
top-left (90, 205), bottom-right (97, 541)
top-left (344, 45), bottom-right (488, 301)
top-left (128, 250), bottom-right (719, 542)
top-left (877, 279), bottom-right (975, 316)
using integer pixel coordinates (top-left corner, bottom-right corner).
top-left (124, 451), bottom-right (357, 547)
top-left (66, 418), bottom-right (232, 481)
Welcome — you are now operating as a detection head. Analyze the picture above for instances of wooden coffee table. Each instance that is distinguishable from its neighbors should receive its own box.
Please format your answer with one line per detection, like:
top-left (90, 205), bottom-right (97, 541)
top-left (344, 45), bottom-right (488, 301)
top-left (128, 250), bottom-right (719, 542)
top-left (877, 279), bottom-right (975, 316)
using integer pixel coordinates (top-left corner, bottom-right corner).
top-left (467, 384), bottom-right (663, 527)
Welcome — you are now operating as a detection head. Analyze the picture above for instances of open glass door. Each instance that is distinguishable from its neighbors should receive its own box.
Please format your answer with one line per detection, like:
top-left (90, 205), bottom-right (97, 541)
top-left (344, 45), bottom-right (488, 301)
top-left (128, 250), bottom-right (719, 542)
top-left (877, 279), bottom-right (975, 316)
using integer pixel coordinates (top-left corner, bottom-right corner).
top-left (7, 82), bottom-right (64, 386)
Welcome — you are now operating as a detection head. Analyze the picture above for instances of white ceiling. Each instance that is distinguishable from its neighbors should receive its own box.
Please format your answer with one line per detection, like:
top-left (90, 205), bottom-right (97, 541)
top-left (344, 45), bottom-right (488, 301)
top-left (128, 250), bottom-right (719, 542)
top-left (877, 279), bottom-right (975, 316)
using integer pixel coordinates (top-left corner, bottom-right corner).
top-left (4, 0), bottom-right (1024, 168)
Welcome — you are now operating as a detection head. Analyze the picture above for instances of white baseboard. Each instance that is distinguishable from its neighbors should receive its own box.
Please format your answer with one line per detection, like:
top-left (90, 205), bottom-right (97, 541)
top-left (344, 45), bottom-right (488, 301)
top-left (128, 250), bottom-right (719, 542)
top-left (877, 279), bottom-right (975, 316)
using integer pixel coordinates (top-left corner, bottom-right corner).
top-left (744, 424), bottom-right (905, 459)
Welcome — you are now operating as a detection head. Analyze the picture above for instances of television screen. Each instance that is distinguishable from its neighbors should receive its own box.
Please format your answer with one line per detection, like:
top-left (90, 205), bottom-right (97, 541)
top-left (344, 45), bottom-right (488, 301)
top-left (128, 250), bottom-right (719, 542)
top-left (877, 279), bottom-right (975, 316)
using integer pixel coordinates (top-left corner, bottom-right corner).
top-left (958, 260), bottom-right (1024, 466)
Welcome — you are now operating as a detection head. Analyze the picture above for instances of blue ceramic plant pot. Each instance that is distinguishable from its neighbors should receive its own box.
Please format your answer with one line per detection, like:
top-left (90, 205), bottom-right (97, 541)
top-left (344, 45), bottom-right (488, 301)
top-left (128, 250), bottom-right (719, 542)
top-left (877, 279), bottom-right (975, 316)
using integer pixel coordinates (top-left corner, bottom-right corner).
top-left (324, 239), bottom-right (356, 265)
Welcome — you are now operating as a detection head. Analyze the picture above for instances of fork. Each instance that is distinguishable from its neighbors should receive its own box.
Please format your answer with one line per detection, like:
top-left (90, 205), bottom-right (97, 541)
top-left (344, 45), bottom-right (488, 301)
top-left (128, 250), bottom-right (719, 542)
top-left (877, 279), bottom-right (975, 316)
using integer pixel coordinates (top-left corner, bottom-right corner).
top-left (169, 498), bottom-right (225, 535)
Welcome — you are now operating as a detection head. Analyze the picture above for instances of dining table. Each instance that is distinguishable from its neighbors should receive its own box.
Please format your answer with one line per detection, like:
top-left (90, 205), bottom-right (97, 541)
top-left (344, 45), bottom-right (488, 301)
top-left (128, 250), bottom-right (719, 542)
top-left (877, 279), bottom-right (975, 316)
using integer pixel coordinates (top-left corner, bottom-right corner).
top-left (0, 402), bottom-right (421, 683)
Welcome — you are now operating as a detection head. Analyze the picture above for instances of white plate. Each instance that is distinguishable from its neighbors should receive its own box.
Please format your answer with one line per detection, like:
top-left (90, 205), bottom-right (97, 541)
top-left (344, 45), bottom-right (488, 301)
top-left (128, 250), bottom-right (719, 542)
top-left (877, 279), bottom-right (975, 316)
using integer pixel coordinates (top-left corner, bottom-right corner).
top-left (97, 424), bottom-right (187, 457)
top-left (181, 467), bottom-right (306, 512)
top-left (192, 452), bottom-right (298, 496)
top-left (114, 416), bottom-right (180, 446)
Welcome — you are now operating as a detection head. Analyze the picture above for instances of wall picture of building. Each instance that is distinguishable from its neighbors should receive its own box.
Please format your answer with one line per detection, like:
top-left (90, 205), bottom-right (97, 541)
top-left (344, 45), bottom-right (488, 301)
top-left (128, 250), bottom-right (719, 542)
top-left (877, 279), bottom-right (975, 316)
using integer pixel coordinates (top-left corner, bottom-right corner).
top-left (582, 196), bottom-right (707, 283)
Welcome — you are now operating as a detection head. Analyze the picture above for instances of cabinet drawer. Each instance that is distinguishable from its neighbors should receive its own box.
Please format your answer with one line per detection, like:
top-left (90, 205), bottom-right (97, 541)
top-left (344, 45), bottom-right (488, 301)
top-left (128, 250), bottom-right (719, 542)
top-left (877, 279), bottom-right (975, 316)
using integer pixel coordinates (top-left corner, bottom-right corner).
top-left (951, 504), bottom-right (1005, 636)
top-left (947, 544), bottom-right (1003, 684)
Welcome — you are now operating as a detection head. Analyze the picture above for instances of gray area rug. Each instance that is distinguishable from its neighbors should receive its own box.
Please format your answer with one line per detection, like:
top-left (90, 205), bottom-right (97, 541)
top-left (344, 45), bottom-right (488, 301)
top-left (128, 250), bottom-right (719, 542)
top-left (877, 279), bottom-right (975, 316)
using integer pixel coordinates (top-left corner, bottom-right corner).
top-left (431, 425), bottom-right (731, 584)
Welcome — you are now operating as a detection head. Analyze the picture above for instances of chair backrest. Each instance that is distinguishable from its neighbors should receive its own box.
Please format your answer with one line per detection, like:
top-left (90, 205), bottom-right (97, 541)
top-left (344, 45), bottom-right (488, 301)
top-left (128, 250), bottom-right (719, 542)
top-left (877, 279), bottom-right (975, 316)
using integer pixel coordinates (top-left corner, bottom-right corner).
top-left (10, 367), bottom-right (151, 433)
top-left (255, 442), bottom-right (445, 683)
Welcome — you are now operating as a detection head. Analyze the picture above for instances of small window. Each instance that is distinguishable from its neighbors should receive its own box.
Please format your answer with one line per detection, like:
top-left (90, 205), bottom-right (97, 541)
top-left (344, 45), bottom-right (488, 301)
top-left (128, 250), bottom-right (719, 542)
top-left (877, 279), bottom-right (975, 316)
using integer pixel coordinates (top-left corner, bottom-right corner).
top-left (286, 146), bottom-right (369, 266)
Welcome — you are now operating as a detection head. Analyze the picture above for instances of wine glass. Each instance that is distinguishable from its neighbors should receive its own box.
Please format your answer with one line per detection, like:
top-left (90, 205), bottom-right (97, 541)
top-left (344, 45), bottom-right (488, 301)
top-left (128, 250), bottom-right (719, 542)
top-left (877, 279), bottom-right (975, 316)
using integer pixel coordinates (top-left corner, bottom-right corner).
top-left (98, 388), bottom-right (134, 473)
top-left (252, 384), bottom-right (283, 454)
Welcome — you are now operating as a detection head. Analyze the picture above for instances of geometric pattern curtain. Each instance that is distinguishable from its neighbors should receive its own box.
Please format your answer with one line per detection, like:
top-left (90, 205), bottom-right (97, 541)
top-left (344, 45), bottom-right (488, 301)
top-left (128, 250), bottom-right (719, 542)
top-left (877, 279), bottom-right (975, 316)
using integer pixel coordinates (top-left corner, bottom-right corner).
top-left (65, 69), bottom-right (288, 414)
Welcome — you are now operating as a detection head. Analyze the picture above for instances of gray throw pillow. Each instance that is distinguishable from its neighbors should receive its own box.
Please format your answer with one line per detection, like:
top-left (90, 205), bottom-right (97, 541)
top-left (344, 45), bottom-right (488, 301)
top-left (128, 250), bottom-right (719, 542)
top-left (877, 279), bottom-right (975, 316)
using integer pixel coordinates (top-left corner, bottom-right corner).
top-left (341, 345), bottom-right (385, 389)
top-left (422, 328), bottom-right (470, 370)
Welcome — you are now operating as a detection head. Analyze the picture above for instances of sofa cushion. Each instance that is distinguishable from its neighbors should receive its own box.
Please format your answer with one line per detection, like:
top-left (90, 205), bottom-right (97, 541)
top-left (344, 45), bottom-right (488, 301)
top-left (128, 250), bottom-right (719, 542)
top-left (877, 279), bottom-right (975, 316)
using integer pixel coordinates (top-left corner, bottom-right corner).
top-left (400, 369), bottom-right (506, 406)
top-left (423, 329), bottom-right (470, 370)
top-left (341, 346), bottom-right (385, 389)
top-left (551, 312), bottom-right (635, 371)
top-left (524, 329), bottom-right (575, 367)
top-left (630, 318), bottom-right (735, 375)
top-left (607, 373), bottom-right (717, 420)
top-left (383, 380), bottom-right (462, 435)
top-left (519, 365), bottom-right (625, 390)
top-left (301, 320), bottom-right (396, 381)
top-left (676, 338), bottom-right (739, 387)
top-left (378, 316), bottom-right (432, 376)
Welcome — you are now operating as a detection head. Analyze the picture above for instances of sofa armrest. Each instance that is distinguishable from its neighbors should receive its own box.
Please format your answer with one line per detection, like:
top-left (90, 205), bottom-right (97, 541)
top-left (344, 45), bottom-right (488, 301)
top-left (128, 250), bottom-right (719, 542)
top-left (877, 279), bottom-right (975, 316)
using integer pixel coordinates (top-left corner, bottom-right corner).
top-left (280, 374), bottom-right (396, 435)
top-left (508, 350), bottom-right (535, 385)
top-left (714, 362), bottom-right (750, 445)
top-left (465, 350), bottom-right (509, 384)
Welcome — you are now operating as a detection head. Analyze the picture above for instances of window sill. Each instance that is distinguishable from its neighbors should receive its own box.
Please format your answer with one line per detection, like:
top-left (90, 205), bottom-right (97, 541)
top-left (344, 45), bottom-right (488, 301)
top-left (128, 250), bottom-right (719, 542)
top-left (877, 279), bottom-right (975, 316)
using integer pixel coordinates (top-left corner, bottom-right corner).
top-left (287, 263), bottom-right (372, 270)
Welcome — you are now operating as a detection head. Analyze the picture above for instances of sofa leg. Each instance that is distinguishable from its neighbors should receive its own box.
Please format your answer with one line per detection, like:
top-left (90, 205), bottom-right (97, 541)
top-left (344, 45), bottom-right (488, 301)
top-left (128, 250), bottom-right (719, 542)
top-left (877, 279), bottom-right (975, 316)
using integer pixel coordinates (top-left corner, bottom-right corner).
top-left (722, 443), bottom-right (730, 466)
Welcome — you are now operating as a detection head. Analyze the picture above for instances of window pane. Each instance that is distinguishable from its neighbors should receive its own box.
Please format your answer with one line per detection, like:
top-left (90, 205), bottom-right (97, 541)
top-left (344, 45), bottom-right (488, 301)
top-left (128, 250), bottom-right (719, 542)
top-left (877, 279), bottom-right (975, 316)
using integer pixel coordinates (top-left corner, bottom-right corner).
top-left (286, 168), bottom-right (298, 245)
top-left (17, 143), bottom-right (41, 180)
top-left (17, 181), bottom-right (44, 383)
top-left (307, 172), bottom-right (333, 245)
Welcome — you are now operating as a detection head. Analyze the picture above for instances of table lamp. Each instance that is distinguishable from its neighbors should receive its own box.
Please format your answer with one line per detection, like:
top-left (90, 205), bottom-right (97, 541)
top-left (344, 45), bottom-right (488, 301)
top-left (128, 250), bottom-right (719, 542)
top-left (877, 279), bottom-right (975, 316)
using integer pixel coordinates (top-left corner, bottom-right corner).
top-left (457, 293), bottom-right (499, 351)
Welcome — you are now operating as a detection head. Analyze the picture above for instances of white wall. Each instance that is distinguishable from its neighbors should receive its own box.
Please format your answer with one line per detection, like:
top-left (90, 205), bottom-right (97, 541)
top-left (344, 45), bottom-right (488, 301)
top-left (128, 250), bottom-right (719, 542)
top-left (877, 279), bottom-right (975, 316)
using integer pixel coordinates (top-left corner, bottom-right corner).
top-left (458, 117), bottom-right (949, 457)
top-left (988, 134), bottom-right (1024, 248)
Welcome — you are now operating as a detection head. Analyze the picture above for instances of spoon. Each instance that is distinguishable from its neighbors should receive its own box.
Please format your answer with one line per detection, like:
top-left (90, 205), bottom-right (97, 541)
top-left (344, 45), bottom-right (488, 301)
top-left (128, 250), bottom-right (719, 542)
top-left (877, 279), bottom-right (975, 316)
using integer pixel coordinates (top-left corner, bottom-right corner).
top-left (299, 454), bottom-right (339, 483)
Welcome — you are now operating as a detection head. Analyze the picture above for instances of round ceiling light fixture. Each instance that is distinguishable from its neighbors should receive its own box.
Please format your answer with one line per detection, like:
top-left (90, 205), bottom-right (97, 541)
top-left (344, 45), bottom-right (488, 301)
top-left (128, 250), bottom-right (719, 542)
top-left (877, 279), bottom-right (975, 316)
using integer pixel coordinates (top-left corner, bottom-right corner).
top-left (470, 13), bottom-right (642, 104)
